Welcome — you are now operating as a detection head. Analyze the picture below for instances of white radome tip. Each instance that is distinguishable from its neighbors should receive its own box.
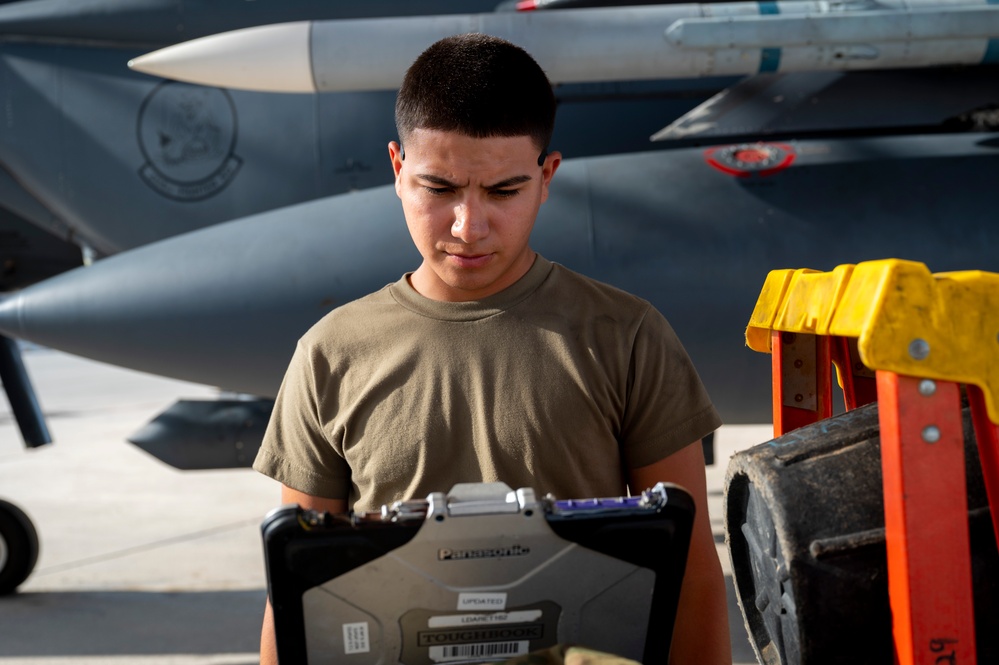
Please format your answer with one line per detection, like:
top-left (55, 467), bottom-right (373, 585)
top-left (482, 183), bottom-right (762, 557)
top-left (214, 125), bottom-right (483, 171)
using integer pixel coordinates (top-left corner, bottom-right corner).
top-left (128, 21), bottom-right (316, 93)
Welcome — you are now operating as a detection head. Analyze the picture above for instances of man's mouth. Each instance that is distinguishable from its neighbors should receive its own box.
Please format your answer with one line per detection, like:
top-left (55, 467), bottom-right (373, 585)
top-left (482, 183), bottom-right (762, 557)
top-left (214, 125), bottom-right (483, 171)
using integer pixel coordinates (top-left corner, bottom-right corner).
top-left (446, 252), bottom-right (492, 268)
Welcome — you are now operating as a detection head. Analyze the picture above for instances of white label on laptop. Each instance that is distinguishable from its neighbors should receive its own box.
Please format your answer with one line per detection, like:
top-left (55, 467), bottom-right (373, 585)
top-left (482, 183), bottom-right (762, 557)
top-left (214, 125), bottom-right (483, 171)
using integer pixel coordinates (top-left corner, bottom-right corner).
top-left (342, 622), bottom-right (370, 654)
top-left (429, 640), bottom-right (529, 662)
top-left (456, 592), bottom-right (507, 611)
top-left (428, 610), bottom-right (542, 628)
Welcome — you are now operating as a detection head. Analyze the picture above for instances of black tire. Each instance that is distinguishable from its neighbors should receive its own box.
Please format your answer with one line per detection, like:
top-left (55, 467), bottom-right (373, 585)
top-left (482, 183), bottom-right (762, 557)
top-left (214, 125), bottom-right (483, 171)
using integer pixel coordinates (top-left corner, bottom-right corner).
top-left (725, 401), bottom-right (999, 665)
top-left (0, 499), bottom-right (40, 595)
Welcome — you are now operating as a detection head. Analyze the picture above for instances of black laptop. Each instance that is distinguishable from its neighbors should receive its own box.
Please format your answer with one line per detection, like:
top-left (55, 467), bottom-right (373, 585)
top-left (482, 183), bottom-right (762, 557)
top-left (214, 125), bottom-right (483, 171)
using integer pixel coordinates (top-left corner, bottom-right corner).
top-left (261, 481), bottom-right (694, 665)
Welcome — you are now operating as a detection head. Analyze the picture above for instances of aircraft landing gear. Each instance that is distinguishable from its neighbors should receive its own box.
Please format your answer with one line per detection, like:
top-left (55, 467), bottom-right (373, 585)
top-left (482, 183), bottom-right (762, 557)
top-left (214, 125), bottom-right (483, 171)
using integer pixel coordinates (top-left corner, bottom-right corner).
top-left (0, 499), bottom-right (39, 595)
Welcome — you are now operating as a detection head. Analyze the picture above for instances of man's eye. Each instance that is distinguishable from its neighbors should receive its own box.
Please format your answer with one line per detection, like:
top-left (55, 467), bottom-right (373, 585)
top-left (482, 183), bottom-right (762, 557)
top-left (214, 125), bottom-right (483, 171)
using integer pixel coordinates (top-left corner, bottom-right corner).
top-left (491, 189), bottom-right (519, 199)
top-left (424, 186), bottom-right (453, 196)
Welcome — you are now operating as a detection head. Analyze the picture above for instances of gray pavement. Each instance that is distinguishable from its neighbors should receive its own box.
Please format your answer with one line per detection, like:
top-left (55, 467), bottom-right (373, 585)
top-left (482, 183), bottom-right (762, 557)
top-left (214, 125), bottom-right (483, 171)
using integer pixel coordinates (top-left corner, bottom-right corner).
top-left (0, 347), bottom-right (764, 664)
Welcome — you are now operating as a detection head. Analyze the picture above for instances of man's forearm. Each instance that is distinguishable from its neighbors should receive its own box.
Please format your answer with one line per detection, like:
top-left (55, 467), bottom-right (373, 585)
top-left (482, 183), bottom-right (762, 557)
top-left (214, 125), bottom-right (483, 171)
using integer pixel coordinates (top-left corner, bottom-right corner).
top-left (669, 523), bottom-right (732, 664)
top-left (260, 598), bottom-right (278, 665)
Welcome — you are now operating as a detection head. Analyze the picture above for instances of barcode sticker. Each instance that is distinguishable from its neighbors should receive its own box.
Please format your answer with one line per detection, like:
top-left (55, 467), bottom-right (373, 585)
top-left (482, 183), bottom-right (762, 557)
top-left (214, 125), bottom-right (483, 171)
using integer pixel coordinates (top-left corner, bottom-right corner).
top-left (343, 622), bottom-right (370, 654)
top-left (429, 640), bottom-right (529, 662)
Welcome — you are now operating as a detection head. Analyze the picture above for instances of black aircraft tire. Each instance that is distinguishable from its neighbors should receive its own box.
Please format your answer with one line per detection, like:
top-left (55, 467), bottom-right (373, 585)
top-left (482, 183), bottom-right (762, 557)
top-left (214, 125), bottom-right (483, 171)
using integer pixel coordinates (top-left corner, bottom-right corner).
top-left (0, 499), bottom-right (40, 595)
top-left (724, 401), bottom-right (999, 665)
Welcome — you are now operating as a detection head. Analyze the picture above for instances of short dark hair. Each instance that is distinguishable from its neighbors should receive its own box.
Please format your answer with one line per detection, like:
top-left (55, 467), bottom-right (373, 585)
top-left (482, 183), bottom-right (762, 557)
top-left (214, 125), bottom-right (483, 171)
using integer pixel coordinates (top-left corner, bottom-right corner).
top-left (395, 33), bottom-right (556, 152)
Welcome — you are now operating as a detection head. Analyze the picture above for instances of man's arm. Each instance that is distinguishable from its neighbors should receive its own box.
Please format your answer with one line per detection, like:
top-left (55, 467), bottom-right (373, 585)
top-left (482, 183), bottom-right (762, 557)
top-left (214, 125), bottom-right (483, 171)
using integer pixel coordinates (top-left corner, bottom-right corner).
top-left (260, 485), bottom-right (348, 665)
top-left (629, 440), bottom-right (732, 665)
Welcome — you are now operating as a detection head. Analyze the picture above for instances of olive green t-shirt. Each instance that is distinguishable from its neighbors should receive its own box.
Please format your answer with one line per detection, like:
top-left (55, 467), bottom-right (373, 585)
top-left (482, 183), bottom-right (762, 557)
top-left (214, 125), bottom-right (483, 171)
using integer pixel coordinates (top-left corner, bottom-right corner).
top-left (253, 256), bottom-right (720, 513)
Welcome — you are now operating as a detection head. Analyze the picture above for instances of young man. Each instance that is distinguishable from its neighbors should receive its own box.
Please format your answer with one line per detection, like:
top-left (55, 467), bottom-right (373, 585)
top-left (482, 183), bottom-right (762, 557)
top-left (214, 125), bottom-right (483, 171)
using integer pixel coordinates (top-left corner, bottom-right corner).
top-left (254, 34), bottom-right (731, 664)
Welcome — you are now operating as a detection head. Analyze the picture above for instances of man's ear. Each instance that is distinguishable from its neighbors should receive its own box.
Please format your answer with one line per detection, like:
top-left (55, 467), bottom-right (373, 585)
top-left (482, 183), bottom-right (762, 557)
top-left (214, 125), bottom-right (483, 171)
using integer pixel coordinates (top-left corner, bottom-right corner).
top-left (388, 141), bottom-right (404, 178)
top-left (540, 150), bottom-right (562, 202)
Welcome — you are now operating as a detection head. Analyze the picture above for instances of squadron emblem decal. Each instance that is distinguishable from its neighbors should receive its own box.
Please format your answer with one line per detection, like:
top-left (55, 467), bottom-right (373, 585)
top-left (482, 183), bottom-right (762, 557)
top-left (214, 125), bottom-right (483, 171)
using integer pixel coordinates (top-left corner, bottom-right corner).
top-left (137, 82), bottom-right (242, 201)
top-left (704, 142), bottom-right (796, 177)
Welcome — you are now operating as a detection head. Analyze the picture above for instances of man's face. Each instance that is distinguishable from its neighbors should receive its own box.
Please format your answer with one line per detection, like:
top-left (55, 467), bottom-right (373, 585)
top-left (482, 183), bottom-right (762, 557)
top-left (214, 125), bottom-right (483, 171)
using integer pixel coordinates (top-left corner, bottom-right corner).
top-left (389, 129), bottom-right (560, 302)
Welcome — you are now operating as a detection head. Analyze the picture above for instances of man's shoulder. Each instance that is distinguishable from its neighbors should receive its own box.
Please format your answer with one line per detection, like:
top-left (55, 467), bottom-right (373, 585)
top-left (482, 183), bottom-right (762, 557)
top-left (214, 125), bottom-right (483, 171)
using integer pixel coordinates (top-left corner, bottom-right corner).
top-left (299, 281), bottom-right (402, 346)
top-left (545, 262), bottom-right (652, 316)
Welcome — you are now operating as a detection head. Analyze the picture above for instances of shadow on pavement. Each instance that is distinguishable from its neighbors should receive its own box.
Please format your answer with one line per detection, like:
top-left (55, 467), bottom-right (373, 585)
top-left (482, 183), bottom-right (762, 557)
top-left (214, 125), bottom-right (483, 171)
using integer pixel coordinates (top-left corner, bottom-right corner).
top-left (0, 581), bottom-right (757, 662)
top-left (0, 589), bottom-right (265, 657)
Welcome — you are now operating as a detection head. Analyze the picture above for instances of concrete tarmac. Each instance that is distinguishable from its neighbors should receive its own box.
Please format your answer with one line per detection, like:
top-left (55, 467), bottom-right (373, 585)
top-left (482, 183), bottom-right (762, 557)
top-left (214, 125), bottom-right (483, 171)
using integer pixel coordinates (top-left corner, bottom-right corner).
top-left (0, 347), bottom-right (765, 664)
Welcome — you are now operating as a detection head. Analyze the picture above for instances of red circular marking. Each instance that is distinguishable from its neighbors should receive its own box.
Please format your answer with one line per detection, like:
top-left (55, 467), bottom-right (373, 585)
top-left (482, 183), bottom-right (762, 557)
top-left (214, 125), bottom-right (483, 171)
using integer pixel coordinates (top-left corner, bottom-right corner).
top-left (733, 148), bottom-right (770, 163)
top-left (704, 142), bottom-right (797, 177)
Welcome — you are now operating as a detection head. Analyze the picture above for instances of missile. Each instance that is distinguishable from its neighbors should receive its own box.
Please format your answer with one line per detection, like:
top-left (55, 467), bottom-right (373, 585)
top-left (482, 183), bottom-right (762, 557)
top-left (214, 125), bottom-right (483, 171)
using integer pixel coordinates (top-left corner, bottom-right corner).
top-left (127, 1), bottom-right (999, 93)
top-left (3, 133), bottom-right (999, 426)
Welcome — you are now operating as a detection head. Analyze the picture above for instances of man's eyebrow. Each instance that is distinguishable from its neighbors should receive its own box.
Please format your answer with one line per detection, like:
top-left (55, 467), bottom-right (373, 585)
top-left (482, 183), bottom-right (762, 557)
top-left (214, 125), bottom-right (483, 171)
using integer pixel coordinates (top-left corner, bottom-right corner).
top-left (485, 174), bottom-right (532, 190)
top-left (415, 174), bottom-right (533, 189)
top-left (416, 174), bottom-right (464, 188)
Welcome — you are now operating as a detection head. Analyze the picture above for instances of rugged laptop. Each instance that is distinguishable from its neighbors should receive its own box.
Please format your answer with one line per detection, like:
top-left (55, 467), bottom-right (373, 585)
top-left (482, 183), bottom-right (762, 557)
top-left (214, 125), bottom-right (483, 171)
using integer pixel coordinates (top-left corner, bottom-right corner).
top-left (262, 481), bottom-right (694, 664)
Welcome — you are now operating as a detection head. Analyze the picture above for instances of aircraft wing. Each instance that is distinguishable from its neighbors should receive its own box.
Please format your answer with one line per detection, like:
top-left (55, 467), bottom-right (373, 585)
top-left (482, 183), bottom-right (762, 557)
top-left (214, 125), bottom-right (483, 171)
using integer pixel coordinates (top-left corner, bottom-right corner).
top-left (652, 67), bottom-right (999, 143)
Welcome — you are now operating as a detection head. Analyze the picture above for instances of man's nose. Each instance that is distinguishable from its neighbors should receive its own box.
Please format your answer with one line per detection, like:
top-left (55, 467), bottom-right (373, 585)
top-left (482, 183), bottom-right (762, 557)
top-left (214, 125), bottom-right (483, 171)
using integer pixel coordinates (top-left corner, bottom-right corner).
top-left (451, 200), bottom-right (489, 242)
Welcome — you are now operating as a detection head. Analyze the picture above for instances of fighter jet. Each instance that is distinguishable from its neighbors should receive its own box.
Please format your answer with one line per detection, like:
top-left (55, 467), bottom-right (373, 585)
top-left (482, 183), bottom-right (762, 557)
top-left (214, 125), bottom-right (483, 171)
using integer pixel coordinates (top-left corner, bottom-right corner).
top-left (14, 0), bottom-right (996, 453)
top-left (2, 0), bottom-right (999, 598)
top-left (0, 0), bottom-right (740, 595)
top-left (0, 0), bottom-right (731, 443)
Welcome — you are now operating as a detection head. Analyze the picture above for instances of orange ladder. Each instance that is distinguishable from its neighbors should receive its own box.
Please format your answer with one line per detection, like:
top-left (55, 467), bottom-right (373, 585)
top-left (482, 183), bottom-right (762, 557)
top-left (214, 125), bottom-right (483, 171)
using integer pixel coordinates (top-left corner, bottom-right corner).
top-left (745, 259), bottom-right (999, 665)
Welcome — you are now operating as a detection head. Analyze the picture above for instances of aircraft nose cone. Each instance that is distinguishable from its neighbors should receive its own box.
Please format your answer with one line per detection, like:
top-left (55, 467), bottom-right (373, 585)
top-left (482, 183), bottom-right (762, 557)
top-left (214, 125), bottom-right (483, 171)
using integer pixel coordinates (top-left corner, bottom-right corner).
top-left (0, 186), bottom-right (418, 396)
top-left (0, 295), bottom-right (23, 338)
